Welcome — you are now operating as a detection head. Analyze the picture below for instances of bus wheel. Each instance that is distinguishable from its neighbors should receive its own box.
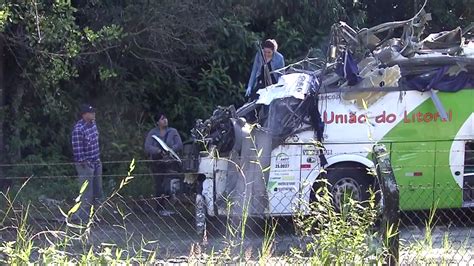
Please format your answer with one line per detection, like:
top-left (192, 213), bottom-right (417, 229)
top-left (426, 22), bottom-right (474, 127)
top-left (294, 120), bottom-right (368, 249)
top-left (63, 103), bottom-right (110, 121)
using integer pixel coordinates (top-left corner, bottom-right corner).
top-left (327, 164), bottom-right (372, 211)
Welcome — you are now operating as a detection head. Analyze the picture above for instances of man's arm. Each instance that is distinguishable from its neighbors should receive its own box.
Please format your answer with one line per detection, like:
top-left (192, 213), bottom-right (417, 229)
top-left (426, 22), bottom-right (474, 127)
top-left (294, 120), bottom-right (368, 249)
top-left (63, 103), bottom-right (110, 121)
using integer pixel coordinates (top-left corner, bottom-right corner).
top-left (71, 127), bottom-right (86, 162)
top-left (246, 52), bottom-right (261, 96)
top-left (279, 53), bottom-right (285, 69)
top-left (144, 130), bottom-right (162, 155)
top-left (274, 52), bottom-right (285, 81)
top-left (170, 128), bottom-right (183, 153)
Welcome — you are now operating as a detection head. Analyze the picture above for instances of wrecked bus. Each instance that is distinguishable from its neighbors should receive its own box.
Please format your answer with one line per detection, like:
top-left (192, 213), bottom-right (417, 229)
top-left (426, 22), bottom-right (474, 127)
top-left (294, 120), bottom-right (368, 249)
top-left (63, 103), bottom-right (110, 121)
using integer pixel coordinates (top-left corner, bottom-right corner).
top-left (183, 7), bottom-right (474, 234)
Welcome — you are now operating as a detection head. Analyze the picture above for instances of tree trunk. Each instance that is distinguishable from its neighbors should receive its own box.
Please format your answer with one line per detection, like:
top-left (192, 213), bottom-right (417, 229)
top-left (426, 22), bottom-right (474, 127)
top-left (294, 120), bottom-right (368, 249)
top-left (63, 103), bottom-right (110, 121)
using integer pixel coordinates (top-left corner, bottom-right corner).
top-left (0, 33), bottom-right (10, 191)
top-left (10, 80), bottom-right (23, 163)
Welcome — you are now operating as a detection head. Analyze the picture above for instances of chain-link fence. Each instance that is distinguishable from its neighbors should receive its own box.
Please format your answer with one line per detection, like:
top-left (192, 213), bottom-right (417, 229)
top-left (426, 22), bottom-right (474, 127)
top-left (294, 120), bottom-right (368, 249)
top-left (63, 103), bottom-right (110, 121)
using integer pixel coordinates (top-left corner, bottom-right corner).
top-left (0, 152), bottom-right (473, 264)
top-left (398, 194), bottom-right (474, 264)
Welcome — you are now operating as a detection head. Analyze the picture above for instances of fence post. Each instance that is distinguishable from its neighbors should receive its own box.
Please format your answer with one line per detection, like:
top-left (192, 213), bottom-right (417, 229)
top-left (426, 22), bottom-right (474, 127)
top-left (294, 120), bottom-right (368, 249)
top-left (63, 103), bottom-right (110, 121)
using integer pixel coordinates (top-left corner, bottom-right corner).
top-left (372, 144), bottom-right (399, 265)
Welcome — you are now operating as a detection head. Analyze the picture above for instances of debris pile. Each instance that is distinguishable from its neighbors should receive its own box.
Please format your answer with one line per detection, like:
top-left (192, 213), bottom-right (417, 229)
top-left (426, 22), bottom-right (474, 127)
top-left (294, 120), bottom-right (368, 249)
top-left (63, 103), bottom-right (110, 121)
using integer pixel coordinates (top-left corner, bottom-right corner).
top-left (194, 8), bottom-right (473, 149)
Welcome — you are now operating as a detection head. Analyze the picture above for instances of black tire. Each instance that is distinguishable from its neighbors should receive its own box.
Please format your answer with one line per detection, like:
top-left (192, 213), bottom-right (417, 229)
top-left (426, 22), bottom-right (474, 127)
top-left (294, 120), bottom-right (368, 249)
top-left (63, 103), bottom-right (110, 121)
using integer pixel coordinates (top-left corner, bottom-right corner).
top-left (325, 163), bottom-right (373, 211)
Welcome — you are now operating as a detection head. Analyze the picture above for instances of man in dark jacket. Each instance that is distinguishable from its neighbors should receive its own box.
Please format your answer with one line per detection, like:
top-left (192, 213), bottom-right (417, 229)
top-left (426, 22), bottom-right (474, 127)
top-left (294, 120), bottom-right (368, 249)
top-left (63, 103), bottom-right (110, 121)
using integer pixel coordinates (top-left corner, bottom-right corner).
top-left (144, 111), bottom-right (183, 216)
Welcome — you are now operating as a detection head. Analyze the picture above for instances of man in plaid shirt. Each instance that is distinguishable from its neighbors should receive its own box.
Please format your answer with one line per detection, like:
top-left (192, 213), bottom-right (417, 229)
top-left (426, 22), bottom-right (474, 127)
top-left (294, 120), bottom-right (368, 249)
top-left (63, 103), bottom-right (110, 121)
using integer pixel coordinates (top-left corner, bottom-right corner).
top-left (71, 103), bottom-right (103, 223)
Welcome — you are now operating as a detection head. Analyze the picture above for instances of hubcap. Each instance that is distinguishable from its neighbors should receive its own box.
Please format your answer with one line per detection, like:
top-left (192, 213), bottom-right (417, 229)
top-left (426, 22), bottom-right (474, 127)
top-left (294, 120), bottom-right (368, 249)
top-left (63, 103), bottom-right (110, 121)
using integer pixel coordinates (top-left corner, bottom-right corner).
top-left (331, 177), bottom-right (361, 209)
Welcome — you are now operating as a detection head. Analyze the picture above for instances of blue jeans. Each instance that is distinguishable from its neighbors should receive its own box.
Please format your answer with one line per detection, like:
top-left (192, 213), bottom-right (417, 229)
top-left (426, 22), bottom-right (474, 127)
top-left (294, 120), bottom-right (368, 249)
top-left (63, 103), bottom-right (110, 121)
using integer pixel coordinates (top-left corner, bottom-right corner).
top-left (74, 161), bottom-right (103, 222)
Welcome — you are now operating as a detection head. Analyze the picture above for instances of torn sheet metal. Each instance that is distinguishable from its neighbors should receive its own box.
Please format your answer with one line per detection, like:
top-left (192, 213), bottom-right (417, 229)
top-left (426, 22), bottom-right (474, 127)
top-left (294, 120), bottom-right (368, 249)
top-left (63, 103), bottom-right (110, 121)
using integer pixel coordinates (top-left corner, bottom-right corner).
top-left (256, 73), bottom-right (311, 105)
top-left (429, 90), bottom-right (448, 121)
top-left (342, 65), bottom-right (402, 108)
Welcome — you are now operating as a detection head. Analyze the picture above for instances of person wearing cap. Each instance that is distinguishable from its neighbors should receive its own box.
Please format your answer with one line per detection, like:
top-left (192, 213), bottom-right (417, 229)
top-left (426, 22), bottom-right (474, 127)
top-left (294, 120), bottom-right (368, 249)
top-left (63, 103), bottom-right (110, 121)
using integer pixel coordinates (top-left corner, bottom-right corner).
top-left (246, 39), bottom-right (285, 100)
top-left (71, 103), bottom-right (103, 223)
top-left (144, 112), bottom-right (183, 216)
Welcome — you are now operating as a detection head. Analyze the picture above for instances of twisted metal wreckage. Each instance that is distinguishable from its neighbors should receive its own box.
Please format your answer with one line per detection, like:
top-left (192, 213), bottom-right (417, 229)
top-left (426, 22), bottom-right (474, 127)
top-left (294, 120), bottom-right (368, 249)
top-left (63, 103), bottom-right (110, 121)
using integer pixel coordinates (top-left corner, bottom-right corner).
top-left (187, 6), bottom-right (474, 220)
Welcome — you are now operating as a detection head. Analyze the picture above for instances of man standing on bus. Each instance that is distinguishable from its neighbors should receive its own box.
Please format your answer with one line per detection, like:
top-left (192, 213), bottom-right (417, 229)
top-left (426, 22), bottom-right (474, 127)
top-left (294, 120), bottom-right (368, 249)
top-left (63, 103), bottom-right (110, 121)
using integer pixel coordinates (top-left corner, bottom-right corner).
top-left (245, 39), bottom-right (285, 100)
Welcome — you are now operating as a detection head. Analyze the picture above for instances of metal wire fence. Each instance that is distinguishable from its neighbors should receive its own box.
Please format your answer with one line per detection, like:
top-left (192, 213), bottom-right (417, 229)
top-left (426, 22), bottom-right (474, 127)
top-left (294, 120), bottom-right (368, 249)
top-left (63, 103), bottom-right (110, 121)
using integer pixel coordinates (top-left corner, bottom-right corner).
top-left (0, 153), bottom-right (472, 264)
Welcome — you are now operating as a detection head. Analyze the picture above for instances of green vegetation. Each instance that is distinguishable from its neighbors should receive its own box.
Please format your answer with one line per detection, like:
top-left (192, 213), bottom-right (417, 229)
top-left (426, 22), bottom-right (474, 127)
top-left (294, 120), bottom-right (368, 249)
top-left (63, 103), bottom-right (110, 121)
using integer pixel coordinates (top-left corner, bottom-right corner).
top-left (1, 161), bottom-right (468, 264)
top-left (0, 159), bottom-right (388, 264)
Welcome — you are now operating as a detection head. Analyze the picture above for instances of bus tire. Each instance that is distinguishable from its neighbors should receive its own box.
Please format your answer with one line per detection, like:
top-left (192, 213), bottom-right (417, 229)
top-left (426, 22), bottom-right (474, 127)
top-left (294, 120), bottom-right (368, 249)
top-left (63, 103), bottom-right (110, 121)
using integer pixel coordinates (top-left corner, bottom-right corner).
top-left (326, 163), bottom-right (373, 211)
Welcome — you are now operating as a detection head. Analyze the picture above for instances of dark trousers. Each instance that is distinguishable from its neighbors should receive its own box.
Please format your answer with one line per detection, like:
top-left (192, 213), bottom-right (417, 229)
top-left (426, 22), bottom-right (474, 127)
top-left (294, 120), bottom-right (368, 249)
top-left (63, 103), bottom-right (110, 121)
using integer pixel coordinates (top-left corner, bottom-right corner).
top-left (74, 161), bottom-right (103, 221)
top-left (151, 161), bottom-right (180, 210)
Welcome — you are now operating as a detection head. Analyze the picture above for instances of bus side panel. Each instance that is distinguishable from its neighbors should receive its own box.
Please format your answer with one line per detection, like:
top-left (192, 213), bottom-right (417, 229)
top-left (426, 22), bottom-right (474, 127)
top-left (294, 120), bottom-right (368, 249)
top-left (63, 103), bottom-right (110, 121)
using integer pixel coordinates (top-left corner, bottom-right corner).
top-left (299, 144), bottom-right (322, 214)
top-left (267, 145), bottom-right (302, 215)
top-left (392, 142), bottom-right (435, 210)
top-left (382, 90), bottom-right (472, 210)
top-left (434, 141), bottom-right (463, 209)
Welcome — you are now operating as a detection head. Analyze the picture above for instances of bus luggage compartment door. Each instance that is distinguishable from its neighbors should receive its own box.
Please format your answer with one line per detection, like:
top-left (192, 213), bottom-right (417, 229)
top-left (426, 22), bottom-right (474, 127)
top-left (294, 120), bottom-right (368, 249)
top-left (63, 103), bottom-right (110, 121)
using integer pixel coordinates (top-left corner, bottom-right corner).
top-left (267, 145), bottom-right (302, 215)
top-left (391, 142), bottom-right (435, 210)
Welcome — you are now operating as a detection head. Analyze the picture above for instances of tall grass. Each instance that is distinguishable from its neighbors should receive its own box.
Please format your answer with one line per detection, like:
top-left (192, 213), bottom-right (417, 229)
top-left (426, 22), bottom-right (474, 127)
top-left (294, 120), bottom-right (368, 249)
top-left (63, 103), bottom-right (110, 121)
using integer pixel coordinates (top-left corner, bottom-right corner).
top-left (0, 151), bottom-right (469, 264)
top-left (293, 179), bottom-right (388, 264)
top-left (0, 160), bottom-right (149, 264)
